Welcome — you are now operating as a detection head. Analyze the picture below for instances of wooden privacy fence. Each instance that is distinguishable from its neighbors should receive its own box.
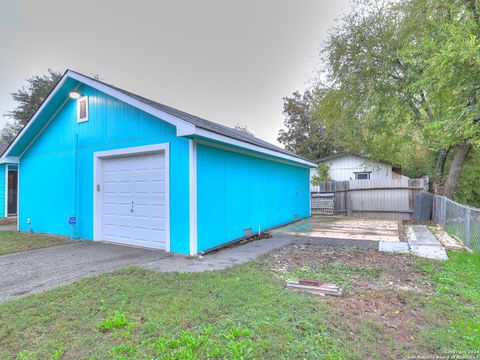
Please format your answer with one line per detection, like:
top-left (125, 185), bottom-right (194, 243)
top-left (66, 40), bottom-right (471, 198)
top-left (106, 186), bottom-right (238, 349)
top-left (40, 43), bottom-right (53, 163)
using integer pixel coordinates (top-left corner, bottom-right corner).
top-left (311, 178), bottom-right (428, 220)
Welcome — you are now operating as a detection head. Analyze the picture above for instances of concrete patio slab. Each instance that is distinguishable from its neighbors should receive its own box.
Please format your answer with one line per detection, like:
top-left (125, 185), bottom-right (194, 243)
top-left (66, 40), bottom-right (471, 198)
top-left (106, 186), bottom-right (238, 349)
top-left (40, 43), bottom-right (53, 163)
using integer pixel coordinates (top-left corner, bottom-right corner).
top-left (270, 216), bottom-right (401, 242)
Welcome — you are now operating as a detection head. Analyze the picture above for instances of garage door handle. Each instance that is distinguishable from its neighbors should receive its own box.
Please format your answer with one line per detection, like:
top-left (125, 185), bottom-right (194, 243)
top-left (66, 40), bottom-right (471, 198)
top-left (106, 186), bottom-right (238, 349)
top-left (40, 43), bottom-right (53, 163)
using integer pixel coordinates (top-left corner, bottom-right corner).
top-left (131, 201), bottom-right (134, 213)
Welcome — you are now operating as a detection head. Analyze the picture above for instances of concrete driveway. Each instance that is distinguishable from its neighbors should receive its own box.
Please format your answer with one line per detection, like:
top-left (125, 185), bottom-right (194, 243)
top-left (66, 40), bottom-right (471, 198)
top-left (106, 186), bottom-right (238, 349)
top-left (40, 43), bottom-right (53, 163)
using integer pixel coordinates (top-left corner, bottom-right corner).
top-left (0, 236), bottom-right (298, 303)
top-left (0, 242), bottom-right (170, 303)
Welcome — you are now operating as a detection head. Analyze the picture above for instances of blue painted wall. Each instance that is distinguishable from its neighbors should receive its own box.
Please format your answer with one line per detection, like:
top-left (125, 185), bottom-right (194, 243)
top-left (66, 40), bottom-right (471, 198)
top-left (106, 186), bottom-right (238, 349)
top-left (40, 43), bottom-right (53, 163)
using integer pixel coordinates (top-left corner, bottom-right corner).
top-left (19, 84), bottom-right (191, 254)
top-left (0, 164), bottom-right (5, 218)
top-left (196, 143), bottom-right (310, 252)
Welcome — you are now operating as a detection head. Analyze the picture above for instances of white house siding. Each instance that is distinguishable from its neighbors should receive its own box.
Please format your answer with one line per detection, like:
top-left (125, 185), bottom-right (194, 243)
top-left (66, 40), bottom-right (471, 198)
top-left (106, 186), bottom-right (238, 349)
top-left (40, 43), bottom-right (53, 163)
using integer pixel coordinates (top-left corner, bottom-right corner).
top-left (311, 154), bottom-right (404, 182)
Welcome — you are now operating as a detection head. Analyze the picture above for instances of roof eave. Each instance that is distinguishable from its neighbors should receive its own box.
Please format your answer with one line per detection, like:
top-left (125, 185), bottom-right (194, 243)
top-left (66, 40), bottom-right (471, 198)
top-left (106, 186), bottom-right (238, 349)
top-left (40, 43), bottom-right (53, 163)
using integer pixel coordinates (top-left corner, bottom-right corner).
top-left (190, 128), bottom-right (317, 167)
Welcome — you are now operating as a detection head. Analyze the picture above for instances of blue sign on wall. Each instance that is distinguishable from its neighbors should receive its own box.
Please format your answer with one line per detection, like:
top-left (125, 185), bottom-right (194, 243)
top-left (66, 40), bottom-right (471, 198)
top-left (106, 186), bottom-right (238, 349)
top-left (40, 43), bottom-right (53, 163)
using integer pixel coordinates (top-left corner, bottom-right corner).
top-left (68, 216), bottom-right (77, 226)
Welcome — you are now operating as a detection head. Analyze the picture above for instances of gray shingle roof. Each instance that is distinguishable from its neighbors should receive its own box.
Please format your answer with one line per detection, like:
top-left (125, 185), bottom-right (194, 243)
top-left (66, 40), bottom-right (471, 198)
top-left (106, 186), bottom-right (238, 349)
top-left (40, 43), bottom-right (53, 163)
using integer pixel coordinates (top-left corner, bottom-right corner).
top-left (72, 71), bottom-right (306, 161)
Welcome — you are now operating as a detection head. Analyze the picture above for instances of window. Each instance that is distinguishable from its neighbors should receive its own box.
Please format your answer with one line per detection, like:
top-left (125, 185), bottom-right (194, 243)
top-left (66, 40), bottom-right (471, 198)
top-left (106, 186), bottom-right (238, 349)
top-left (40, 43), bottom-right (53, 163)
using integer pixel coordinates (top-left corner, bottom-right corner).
top-left (355, 172), bottom-right (370, 180)
top-left (77, 96), bottom-right (88, 123)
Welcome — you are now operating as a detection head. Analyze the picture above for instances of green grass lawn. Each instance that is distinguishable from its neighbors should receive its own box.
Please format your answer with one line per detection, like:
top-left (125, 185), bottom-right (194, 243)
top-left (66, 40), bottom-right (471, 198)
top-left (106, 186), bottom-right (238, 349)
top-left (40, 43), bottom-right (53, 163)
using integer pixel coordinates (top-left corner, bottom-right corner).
top-left (0, 230), bottom-right (70, 256)
top-left (0, 246), bottom-right (478, 359)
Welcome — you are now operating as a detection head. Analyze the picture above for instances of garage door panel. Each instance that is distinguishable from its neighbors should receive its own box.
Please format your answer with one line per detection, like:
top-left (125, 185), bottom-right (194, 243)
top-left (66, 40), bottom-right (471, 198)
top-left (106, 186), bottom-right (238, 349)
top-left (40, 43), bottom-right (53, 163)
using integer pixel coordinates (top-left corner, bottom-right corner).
top-left (100, 151), bottom-right (167, 250)
top-left (131, 216), bottom-right (166, 230)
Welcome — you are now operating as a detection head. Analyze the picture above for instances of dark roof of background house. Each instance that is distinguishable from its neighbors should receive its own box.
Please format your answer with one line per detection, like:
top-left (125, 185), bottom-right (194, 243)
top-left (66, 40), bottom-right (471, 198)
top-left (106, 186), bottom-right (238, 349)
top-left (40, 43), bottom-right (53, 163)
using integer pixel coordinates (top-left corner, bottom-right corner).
top-left (72, 71), bottom-right (307, 161)
top-left (314, 152), bottom-right (392, 165)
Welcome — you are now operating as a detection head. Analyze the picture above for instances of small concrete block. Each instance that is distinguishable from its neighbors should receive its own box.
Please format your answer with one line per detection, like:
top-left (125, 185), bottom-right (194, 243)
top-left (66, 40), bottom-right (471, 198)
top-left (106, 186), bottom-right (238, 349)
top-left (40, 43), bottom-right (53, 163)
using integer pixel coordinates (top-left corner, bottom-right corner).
top-left (378, 241), bottom-right (410, 254)
top-left (410, 245), bottom-right (448, 261)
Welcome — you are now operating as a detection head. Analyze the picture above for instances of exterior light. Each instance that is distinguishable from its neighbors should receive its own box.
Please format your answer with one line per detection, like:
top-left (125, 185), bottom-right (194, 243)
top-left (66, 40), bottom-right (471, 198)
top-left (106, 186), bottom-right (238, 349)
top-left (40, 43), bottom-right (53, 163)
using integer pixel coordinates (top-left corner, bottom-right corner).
top-left (69, 91), bottom-right (82, 99)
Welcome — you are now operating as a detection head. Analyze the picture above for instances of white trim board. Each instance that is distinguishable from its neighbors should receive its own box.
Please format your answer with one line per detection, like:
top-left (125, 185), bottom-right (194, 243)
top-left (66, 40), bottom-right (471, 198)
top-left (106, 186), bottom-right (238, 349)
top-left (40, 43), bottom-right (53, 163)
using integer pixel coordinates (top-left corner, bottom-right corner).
top-left (3, 165), bottom-right (19, 218)
top-left (17, 164), bottom-right (20, 231)
top-left (192, 128), bottom-right (316, 168)
top-left (3, 164), bottom-right (7, 218)
top-left (194, 138), bottom-right (315, 169)
top-left (0, 75), bottom-right (69, 162)
top-left (0, 157), bottom-right (19, 165)
top-left (189, 139), bottom-right (198, 256)
top-left (93, 143), bottom-right (171, 252)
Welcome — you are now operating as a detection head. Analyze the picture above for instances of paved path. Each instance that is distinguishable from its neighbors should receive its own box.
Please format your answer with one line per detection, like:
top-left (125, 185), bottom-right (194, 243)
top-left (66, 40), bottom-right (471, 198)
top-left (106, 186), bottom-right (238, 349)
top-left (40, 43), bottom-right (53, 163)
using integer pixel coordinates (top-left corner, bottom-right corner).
top-left (0, 236), bottom-right (300, 303)
top-left (406, 225), bottom-right (449, 260)
top-left (0, 242), bottom-right (172, 303)
top-left (379, 225), bottom-right (448, 260)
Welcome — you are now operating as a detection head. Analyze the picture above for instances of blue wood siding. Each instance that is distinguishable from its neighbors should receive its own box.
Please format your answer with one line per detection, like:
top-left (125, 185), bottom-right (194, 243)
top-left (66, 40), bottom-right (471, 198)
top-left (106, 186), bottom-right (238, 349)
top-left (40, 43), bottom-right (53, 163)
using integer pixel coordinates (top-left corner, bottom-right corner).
top-left (196, 143), bottom-right (310, 252)
top-left (0, 164), bottom-right (5, 218)
top-left (19, 84), bottom-right (191, 254)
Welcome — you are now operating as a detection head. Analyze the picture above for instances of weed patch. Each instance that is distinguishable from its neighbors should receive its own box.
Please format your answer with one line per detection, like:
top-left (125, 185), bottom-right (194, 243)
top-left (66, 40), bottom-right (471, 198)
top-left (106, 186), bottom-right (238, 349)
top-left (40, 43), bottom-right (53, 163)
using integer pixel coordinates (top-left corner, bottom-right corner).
top-left (98, 311), bottom-right (132, 333)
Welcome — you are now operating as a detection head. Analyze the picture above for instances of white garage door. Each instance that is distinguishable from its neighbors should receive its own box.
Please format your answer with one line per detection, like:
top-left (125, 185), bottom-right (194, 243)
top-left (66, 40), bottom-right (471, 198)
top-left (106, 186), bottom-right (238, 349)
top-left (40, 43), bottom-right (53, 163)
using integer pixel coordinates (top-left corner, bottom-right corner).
top-left (101, 152), bottom-right (167, 250)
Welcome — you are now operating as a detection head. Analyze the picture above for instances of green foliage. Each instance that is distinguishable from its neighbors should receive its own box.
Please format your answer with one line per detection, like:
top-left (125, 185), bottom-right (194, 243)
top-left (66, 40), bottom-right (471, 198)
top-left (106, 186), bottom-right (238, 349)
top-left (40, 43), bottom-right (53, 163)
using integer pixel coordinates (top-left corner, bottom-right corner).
top-left (0, 231), bottom-right (70, 256)
top-left (109, 343), bottom-right (137, 359)
top-left (1, 264), bottom-right (345, 359)
top-left (286, 0), bottom-right (480, 189)
top-left (234, 124), bottom-right (254, 136)
top-left (50, 345), bottom-right (64, 360)
top-left (1, 250), bottom-right (479, 358)
top-left (98, 311), bottom-right (131, 333)
top-left (151, 326), bottom-right (258, 359)
top-left (278, 89), bottom-right (337, 160)
top-left (2, 69), bottom-right (62, 143)
top-left (311, 163), bottom-right (331, 185)
top-left (454, 149), bottom-right (480, 207)
top-left (417, 251), bottom-right (480, 351)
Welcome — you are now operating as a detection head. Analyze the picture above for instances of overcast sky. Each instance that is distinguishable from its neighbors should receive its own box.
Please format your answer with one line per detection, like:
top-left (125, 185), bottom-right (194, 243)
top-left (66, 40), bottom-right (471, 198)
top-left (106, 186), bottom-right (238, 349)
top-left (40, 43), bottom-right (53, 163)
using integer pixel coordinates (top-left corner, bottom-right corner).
top-left (0, 0), bottom-right (350, 145)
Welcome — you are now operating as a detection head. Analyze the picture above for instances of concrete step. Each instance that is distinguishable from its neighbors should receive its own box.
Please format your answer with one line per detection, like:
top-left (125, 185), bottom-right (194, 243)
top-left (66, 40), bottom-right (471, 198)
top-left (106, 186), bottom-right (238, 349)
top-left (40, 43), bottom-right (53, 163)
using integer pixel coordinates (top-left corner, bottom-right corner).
top-left (406, 225), bottom-right (448, 260)
top-left (378, 241), bottom-right (410, 254)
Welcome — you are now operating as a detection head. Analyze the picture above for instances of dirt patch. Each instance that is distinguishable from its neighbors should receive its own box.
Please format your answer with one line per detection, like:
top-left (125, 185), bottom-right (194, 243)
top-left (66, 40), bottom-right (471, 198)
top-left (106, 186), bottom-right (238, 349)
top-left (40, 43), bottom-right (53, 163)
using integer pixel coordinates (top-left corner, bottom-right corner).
top-left (262, 244), bottom-right (436, 358)
top-left (428, 224), bottom-right (464, 250)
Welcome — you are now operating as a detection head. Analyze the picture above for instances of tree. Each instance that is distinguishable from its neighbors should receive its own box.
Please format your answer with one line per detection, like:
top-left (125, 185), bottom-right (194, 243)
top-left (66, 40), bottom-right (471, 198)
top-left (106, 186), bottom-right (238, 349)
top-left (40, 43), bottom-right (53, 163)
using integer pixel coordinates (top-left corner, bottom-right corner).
top-left (234, 124), bottom-right (254, 136)
top-left (316, 0), bottom-right (480, 197)
top-left (2, 69), bottom-right (62, 143)
top-left (311, 163), bottom-right (331, 185)
top-left (278, 89), bottom-right (336, 160)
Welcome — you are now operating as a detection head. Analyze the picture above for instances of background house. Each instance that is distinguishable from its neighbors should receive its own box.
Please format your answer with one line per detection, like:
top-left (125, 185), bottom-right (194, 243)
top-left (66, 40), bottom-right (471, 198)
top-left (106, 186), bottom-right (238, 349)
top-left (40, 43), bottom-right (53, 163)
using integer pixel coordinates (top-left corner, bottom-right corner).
top-left (312, 153), bottom-right (406, 181)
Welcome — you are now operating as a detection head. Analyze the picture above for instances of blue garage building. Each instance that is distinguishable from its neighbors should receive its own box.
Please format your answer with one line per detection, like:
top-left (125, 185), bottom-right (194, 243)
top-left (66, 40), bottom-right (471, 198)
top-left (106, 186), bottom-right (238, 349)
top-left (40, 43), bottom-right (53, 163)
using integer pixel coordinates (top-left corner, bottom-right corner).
top-left (0, 70), bottom-right (315, 255)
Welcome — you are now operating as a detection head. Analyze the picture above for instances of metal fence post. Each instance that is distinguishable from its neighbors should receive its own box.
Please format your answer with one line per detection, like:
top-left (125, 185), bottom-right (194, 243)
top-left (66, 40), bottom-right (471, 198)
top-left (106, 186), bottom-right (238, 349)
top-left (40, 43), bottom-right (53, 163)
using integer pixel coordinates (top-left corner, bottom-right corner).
top-left (465, 208), bottom-right (471, 247)
top-left (441, 197), bottom-right (447, 225)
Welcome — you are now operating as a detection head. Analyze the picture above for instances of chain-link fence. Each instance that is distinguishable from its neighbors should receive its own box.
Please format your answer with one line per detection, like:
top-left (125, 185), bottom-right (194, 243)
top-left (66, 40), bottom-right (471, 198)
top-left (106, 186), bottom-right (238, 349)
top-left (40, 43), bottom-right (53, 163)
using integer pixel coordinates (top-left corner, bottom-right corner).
top-left (433, 195), bottom-right (480, 251)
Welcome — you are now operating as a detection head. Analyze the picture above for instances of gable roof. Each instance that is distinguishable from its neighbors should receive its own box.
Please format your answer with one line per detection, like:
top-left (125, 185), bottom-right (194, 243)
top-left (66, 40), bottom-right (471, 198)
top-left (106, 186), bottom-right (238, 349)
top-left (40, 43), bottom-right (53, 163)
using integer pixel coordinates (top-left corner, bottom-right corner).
top-left (100, 77), bottom-right (302, 159)
top-left (314, 152), bottom-right (392, 165)
top-left (1, 70), bottom-right (316, 167)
